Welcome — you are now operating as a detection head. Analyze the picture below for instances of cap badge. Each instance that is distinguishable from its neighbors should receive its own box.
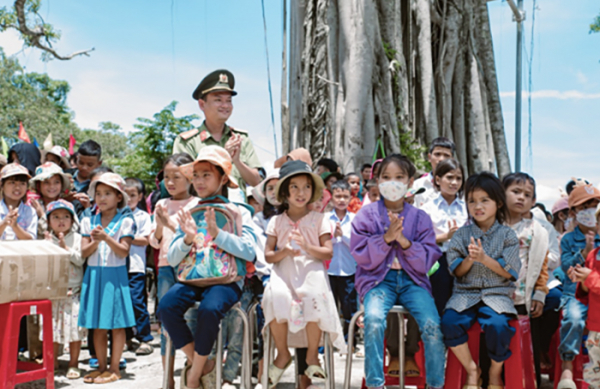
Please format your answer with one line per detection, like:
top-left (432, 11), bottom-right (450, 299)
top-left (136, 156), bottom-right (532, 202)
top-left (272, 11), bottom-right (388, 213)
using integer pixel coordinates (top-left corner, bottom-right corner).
top-left (585, 186), bottom-right (594, 195)
top-left (219, 73), bottom-right (228, 84)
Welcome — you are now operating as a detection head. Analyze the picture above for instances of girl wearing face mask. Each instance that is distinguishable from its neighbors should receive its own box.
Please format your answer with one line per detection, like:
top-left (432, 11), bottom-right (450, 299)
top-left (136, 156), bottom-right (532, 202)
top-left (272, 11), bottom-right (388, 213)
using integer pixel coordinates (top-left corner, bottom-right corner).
top-left (556, 184), bottom-right (600, 389)
top-left (351, 154), bottom-right (445, 389)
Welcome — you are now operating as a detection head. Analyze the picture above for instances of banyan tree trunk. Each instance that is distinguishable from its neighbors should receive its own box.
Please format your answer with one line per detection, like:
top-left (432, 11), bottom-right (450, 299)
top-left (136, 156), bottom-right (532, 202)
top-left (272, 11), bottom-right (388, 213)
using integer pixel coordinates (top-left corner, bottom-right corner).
top-left (284, 0), bottom-right (511, 177)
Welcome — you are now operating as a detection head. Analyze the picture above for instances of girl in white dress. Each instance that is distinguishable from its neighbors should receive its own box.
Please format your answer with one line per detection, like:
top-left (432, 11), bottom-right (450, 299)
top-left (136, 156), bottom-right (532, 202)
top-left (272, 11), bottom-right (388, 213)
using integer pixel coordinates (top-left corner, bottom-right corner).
top-left (262, 160), bottom-right (345, 386)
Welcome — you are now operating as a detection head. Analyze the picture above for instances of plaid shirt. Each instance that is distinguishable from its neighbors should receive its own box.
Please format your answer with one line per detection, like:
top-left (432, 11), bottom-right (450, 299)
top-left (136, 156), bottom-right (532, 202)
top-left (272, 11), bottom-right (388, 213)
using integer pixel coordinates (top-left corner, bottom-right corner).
top-left (446, 221), bottom-right (521, 315)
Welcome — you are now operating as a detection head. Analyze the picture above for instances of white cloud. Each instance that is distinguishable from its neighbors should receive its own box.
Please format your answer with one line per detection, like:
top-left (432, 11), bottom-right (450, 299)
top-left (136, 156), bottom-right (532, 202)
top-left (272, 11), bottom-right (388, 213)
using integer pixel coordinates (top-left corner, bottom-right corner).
top-left (0, 30), bottom-right (25, 56)
top-left (575, 71), bottom-right (589, 86)
top-left (500, 90), bottom-right (600, 99)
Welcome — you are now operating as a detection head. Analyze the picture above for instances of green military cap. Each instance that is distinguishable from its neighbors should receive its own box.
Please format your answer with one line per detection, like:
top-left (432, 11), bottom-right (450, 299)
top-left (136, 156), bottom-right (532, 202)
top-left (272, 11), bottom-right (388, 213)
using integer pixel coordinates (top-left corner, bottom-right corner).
top-left (192, 69), bottom-right (237, 100)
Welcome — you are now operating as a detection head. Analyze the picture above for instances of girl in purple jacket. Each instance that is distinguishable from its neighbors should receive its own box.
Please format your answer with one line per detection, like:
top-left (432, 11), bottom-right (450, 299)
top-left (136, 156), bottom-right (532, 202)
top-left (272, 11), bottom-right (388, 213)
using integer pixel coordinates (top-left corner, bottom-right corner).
top-left (351, 154), bottom-right (445, 389)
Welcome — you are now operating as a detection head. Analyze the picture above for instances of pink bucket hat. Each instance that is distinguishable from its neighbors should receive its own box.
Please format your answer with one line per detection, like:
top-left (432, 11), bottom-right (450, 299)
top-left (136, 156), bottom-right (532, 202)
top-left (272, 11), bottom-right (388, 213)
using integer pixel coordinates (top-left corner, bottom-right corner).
top-left (1, 163), bottom-right (31, 180)
top-left (179, 145), bottom-right (239, 188)
top-left (88, 172), bottom-right (129, 208)
top-left (551, 197), bottom-right (569, 215)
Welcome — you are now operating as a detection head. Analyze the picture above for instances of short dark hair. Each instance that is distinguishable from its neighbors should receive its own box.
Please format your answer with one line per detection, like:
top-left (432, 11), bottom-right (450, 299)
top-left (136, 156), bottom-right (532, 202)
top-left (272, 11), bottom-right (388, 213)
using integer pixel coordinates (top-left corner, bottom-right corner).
top-left (90, 166), bottom-right (113, 181)
top-left (465, 171), bottom-right (508, 224)
top-left (433, 158), bottom-right (465, 197)
top-left (428, 137), bottom-right (456, 155)
top-left (366, 179), bottom-right (378, 189)
top-left (277, 173), bottom-right (315, 213)
top-left (377, 154), bottom-right (416, 179)
top-left (316, 158), bottom-right (339, 173)
top-left (331, 179), bottom-right (351, 193)
top-left (125, 177), bottom-right (145, 195)
top-left (78, 140), bottom-right (102, 159)
top-left (361, 163), bottom-right (372, 172)
top-left (502, 172), bottom-right (537, 199)
top-left (2, 174), bottom-right (29, 185)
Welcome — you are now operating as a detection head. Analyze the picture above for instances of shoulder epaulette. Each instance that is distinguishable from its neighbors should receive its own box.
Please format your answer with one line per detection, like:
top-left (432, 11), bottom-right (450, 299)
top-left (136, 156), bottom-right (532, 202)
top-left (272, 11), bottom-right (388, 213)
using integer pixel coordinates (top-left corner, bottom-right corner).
top-left (180, 129), bottom-right (199, 140)
top-left (229, 126), bottom-right (248, 134)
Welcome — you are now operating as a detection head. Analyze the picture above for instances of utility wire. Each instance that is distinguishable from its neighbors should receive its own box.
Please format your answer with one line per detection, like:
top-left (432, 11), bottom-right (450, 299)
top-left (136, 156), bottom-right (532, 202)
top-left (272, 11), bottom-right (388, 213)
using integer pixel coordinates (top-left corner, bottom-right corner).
top-left (526, 0), bottom-right (537, 171)
top-left (260, 0), bottom-right (279, 158)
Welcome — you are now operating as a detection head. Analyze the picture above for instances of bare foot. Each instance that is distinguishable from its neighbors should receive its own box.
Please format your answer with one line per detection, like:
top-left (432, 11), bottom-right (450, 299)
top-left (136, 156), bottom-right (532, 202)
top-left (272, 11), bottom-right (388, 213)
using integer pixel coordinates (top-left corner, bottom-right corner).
top-left (298, 374), bottom-right (312, 389)
top-left (465, 366), bottom-right (480, 386)
top-left (274, 350), bottom-right (292, 369)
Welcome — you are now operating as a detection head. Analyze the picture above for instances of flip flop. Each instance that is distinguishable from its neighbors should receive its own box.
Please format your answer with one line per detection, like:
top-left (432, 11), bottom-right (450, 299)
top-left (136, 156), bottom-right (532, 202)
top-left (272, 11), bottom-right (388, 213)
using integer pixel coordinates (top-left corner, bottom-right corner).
top-left (461, 386), bottom-right (480, 389)
top-left (83, 370), bottom-right (102, 384)
top-left (268, 357), bottom-right (292, 388)
top-left (94, 371), bottom-right (120, 384)
top-left (387, 358), bottom-right (400, 377)
top-left (66, 367), bottom-right (81, 379)
top-left (201, 365), bottom-right (217, 389)
top-left (305, 364), bottom-right (327, 380)
top-left (487, 386), bottom-right (504, 389)
top-left (135, 342), bottom-right (154, 356)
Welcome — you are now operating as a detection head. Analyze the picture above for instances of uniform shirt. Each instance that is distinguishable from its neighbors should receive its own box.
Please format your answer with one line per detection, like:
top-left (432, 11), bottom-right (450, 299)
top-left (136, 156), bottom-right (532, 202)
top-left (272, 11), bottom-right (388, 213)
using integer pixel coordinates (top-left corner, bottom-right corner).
top-left (446, 221), bottom-right (520, 315)
top-left (0, 199), bottom-right (38, 240)
top-left (327, 210), bottom-right (356, 276)
top-left (81, 210), bottom-right (135, 267)
top-left (412, 172), bottom-right (436, 209)
top-left (420, 192), bottom-right (468, 252)
top-left (129, 208), bottom-right (152, 274)
top-left (72, 170), bottom-right (90, 193)
top-left (173, 122), bottom-right (262, 191)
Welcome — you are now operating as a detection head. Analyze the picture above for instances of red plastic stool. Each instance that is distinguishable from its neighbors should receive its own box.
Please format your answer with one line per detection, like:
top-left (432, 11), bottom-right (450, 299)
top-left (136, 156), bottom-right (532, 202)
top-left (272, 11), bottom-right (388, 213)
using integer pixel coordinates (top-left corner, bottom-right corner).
top-left (360, 340), bottom-right (427, 389)
top-left (445, 316), bottom-right (536, 389)
top-left (0, 300), bottom-right (54, 389)
top-left (552, 337), bottom-right (589, 389)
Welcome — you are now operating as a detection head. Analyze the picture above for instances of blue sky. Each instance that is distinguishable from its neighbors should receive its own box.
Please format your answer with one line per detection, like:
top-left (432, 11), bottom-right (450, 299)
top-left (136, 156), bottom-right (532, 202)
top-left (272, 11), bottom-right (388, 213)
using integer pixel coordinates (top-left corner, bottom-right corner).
top-left (0, 0), bottom-right (598, 206)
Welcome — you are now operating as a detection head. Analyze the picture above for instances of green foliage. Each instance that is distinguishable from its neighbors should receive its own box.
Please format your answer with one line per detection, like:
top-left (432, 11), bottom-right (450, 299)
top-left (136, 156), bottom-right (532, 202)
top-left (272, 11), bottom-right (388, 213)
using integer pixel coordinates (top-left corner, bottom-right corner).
top-left (591, 12), bottom-right (600, 33)
top-left (110, 102), bottom-right (199, 190)
top-left (398, 128), bottom-right (431, 173)
top-left (0, 47), bottom-right (78, 147)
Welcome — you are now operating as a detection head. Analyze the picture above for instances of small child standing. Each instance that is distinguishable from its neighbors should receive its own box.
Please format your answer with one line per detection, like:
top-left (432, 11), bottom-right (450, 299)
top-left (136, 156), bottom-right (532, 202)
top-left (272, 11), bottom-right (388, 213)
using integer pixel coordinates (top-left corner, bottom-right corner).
top-left (326, 180), bottom-right (358, 345)
top-left (44, 200), bottom-right (85, 379)
top-left (0, 163), bottom-right (37, 240)
top-left (569, 204), bottom-right (600, 388)
top-left (351, 154), bottom-right (445, 389)
top-left (262, 160), bottom-right (345, 386)
top-left (29, 162), bottom-right (72, 238)
top-left (79, 173), bottom-right (136, 384)
top-left (441, 172), bottom-right (521, 388)
top-left (345, 173), bottom-right (363, 213)
top-left (557, 183), bottom-right (600, 388)
top-left (124, 178), bottom-right (154, 355)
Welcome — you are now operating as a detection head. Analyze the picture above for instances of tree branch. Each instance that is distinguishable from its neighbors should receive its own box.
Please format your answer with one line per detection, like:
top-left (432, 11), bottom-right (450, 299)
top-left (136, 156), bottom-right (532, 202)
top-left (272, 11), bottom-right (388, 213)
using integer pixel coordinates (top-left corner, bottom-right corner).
top-left (12, 0), bottom-right (94, 60)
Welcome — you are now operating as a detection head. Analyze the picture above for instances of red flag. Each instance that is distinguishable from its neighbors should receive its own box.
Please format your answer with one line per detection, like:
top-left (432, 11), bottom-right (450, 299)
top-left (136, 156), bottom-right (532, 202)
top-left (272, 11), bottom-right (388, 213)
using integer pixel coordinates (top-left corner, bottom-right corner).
top-left (17, 122), bottom-right (31, 143)
top-left (69, 134), bottom-right (76, 155)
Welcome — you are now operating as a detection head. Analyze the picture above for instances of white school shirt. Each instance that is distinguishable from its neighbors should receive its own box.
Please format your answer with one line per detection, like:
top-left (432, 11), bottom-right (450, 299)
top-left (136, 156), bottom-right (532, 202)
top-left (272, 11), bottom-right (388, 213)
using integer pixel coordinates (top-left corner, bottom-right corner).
top-left (81, 212), bottom-right (135, 267)
top-left (420, 192), bottom-right (468, 252)
top-left (412, 172), bottom-right (437, 209)
top-left (0, 199), bottom-right (38, 240)
top-left (327, 210), bottom-right (357, 276)
top-left (129, 208), bottom-right (152, 274)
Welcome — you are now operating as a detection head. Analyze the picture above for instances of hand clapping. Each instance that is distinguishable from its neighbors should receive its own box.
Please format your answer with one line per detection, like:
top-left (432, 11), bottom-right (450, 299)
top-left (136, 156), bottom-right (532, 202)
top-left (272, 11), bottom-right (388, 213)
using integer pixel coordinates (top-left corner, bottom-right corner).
top-left (384, 211), bottom-right (404, 244)
top-left (568, 264), bottom-right (592, 283)
top-left (468, 237), bottom-right (486, 263)
top-left (90, 225), bottom-right (108, 242)
top-left (177, 210), bottom-right (197, 241)
top-left (205, 208), bottom-right (219, 239)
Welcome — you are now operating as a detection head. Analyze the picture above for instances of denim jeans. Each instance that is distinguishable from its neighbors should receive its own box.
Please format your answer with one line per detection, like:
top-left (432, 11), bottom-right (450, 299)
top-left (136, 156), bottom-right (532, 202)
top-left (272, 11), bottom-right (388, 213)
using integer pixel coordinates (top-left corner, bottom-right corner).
top-left (559, 294), bottom-right (588, 361)
top-left (157, 266), bottom-right (197, 356)
top-left (363, 270), bottom-right (445, 388)
top-left (218, 284), bottom-right (254, 383)
top-left (128, 272), bottom-right (154, 343)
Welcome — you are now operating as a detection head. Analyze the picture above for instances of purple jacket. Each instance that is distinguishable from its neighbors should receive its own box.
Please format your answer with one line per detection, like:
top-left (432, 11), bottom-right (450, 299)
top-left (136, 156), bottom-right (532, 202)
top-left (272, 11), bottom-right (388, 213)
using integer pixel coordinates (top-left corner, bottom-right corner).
top-left (350, 199), bottom-right (442, 301)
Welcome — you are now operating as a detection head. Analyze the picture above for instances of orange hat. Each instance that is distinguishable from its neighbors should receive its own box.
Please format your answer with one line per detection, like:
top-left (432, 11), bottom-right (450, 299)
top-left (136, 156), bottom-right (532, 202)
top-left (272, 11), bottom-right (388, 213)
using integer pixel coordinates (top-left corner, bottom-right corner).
top-left (179, 145), bottom-right (239, 188)
top-left (568, 184), bottom-right (600, 208)
top-left (274, 148), bottom-right (312, 168)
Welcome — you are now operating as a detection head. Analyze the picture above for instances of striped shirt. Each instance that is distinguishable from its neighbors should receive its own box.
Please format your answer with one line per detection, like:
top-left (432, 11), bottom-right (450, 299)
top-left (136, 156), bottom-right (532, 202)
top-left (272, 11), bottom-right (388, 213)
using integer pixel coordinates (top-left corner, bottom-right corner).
top-left (446, 221), bottom-right (521, 315)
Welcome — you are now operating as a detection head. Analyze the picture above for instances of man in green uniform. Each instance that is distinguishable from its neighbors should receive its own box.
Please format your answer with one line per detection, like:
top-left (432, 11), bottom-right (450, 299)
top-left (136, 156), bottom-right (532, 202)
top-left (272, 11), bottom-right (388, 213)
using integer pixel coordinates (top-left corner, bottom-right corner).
top-left (173, 69), bottom-right (263, 197)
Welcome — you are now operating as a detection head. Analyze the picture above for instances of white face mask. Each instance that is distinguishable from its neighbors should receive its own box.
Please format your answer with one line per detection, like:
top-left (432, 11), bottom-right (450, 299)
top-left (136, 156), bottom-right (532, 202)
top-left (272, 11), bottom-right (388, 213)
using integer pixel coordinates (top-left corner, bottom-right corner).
top-left (378, 180), bottom-right (408, 202)
top-left (576, 208), bottom-right (597, 228)
top-left (564, 216), bottom-right (574, 230)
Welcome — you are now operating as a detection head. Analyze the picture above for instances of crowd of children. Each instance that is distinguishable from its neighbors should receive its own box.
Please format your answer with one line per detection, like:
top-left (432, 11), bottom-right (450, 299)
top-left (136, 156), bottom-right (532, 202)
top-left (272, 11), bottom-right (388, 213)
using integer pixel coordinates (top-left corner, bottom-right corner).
top-left (1, 133), bottom-right (600, 389)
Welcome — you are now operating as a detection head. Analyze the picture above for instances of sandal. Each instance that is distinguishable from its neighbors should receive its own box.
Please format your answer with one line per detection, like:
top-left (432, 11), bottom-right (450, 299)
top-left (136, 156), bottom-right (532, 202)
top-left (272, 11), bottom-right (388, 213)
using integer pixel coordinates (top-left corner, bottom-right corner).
top-left (83, 370), bottom-right (102, 384)
top-left (404, 358), bottom-right (420, 377)
top-left (94, 371), bottom-right (120, 384)
top-left (201, 365), bottom-right (217, 389)
top-left (305, 364), bottom-right (327, 380)
top-left (135, 342), bottom-right (154, 356)
top-left (268, 357), bottom-right (292, 388)
top-left (557, 379), bottom-right (577, 389)
top-left (487, 386), bottom-right (504, 389)
top-left (67, 367), bottom-right (81, 379)
top-left (387, 357), bottom-right (400, 377)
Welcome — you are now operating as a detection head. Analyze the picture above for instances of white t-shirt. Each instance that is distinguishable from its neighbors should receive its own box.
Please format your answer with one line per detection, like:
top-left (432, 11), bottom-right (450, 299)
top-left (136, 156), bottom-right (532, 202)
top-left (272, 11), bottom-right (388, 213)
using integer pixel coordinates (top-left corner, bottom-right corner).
top-left (129, 208), bottom-right (152, 273)
top-left (81, 212), bottom-right (135, 267)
